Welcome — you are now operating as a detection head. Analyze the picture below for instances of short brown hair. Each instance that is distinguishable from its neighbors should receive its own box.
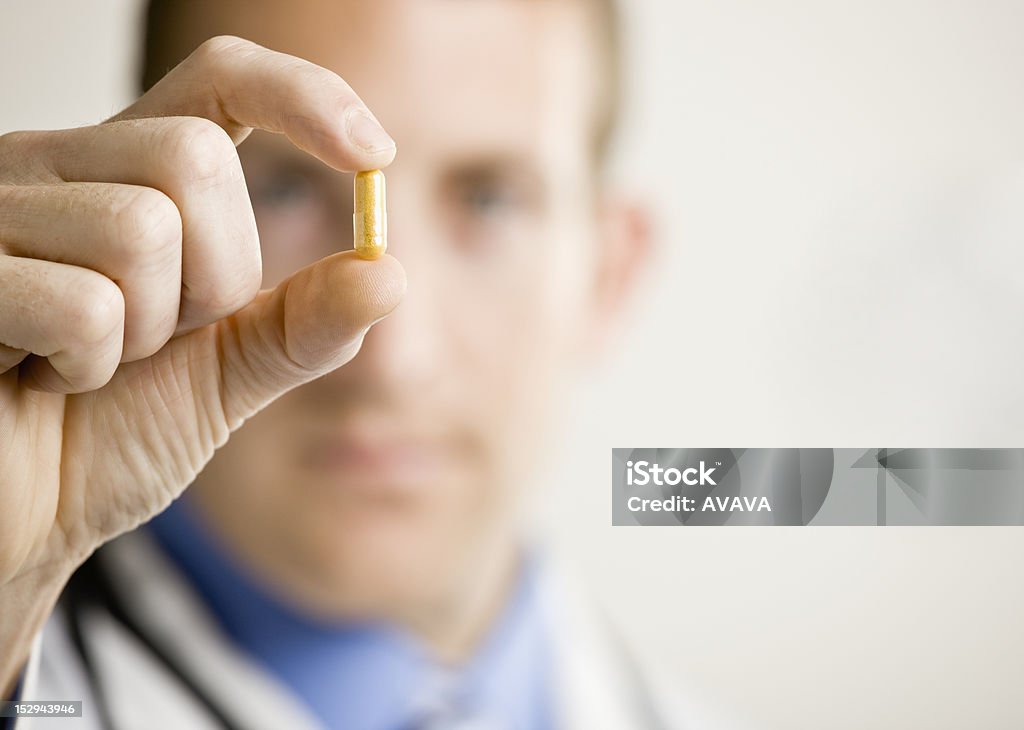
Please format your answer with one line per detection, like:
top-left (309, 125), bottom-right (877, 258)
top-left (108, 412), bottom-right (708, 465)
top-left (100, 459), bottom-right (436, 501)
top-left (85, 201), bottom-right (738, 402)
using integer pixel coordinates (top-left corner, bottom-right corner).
top-left (139, 0), bottom-right (622, 161)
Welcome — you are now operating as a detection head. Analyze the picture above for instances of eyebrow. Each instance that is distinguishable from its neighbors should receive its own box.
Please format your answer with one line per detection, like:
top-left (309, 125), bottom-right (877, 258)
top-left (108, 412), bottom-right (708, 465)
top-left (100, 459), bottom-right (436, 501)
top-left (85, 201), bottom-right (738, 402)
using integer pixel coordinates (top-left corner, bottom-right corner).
top-left (438, 153), bottom-right (547, 190)
top-left (241, 137), bottom-right (354, 193)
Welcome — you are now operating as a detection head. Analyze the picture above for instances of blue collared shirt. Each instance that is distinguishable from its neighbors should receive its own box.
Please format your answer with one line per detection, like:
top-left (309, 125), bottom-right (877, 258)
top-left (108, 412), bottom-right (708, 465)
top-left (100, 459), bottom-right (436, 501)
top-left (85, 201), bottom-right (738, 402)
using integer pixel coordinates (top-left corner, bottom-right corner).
top-left (147, 497), bottom-right (554, 729)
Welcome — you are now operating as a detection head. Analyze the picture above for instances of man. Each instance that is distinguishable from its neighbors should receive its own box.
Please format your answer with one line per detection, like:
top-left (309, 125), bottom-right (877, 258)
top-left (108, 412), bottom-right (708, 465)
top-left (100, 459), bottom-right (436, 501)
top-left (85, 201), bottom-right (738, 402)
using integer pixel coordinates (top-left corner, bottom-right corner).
top-left (0, 1), bottom-right (681, 727)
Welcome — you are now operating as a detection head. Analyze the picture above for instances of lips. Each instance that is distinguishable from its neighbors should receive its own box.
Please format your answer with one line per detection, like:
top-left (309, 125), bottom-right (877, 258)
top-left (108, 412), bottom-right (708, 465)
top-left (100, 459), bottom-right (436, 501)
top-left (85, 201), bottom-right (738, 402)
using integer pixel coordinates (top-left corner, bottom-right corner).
top-left (299, 428), bottom-right (449, 497)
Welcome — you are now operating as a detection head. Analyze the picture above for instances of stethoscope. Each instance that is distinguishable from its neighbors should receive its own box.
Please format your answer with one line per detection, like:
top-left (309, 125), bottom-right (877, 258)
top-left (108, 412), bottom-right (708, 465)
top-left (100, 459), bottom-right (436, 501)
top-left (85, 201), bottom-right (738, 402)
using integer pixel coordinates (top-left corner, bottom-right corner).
top-left (61, 549), bottom-right (670, 730)
top-left (62, 551), bottom-right (246, 730)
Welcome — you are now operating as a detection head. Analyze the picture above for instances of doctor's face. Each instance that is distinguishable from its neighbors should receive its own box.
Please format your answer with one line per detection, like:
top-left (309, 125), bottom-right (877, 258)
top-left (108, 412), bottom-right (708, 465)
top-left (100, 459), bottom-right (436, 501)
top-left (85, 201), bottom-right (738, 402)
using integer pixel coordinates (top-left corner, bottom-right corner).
top-left (175, 0), bottom-right (629, 620)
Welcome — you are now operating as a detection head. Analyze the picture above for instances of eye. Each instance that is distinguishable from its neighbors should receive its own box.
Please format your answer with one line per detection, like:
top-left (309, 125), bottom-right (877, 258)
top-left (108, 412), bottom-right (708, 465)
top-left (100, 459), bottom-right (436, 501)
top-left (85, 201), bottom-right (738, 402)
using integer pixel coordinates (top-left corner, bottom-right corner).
top-left (439, 165), bottom-right (545, 256)
top-left (250, 171), bottom-right (317, 210)
top-left (461, 181), bottom-right (521, 217)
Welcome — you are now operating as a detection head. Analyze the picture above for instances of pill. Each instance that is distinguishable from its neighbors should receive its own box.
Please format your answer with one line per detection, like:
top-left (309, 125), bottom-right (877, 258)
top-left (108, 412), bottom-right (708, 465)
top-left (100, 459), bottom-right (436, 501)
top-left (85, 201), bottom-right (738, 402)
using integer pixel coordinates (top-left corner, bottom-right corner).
top-left (353, 169), bottom-right (387, 260)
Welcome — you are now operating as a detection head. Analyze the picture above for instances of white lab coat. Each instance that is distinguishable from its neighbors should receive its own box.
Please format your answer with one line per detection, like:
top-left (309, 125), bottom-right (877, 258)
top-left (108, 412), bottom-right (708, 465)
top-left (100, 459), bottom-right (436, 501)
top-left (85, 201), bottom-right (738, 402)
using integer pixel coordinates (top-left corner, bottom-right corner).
top-left (10, 529), bottom-right (702, 730)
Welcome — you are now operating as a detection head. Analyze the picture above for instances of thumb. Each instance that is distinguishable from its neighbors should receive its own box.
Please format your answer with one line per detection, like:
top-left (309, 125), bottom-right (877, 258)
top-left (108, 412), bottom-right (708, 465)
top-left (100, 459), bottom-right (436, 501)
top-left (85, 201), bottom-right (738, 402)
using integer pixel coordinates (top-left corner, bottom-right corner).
top-left (209, 250), bottom-right (405, 429)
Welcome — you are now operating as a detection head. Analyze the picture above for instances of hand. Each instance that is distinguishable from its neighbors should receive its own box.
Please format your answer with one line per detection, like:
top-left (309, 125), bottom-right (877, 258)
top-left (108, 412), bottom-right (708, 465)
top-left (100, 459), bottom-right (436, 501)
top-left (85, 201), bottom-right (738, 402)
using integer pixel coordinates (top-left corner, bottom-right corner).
top-left (0, 36), bottom-right (405, 589)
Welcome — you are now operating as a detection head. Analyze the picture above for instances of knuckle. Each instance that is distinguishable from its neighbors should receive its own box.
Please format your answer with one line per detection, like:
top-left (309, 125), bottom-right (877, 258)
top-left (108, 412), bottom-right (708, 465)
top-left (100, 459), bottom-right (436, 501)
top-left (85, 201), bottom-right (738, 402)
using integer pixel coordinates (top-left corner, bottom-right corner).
top-left (109, 187), bottom-right (183, 260)
top-left (190, 271), bottom-right (260, 318)
top-left (190, 35), bottom-right (256, 70)
top-left (65, 365), bottom-right (117, 395)
top-left (0, 130), bottom-right (46, 178)
top-left (0, 131), bottom-right (19, 160)
top-left (0, 130), bottom-right (33, 154)
top-left (68, 276), bottom-right (125, 346)
top-left (165, 116), bottom-right (239, 184)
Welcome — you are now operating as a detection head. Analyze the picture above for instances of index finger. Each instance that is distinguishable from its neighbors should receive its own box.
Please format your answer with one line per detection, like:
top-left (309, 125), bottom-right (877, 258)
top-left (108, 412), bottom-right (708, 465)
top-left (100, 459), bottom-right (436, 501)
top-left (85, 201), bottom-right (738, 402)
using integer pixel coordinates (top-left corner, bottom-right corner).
top-left (110, 35), bottom-right (396, 172)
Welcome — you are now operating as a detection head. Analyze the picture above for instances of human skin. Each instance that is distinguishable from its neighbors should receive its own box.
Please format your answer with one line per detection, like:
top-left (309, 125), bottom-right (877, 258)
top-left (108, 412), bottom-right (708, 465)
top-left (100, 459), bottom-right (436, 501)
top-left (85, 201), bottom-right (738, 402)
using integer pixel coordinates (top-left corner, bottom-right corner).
top-left (0, 0), bottom-right (649, 696)
top-left (0, 37), bottom-right (405, 696)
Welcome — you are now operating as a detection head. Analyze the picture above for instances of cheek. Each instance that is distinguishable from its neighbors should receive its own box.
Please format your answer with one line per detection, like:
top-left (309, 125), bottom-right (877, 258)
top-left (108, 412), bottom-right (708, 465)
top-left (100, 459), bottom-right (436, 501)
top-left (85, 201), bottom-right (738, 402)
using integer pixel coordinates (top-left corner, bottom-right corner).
top-left (257, 212), bottom-right (336, 288)
top-left (248, 181), bottom-right (348, 289)
top-left (453, 220), bottom-right (593, 471)
top-left (197, 398), bottom-right (293, 497)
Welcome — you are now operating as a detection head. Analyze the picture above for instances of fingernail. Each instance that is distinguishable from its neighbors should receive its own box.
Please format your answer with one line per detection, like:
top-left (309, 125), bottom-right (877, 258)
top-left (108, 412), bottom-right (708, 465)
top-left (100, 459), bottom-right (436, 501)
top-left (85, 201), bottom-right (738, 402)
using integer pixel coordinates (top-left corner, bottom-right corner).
top-left (345, 108), bottom-right (395, 154)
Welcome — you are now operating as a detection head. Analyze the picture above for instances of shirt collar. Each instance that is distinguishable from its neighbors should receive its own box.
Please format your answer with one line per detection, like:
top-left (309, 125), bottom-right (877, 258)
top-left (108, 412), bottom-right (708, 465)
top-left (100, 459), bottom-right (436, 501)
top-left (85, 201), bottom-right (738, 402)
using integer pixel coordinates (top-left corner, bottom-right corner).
top-left (146, 495), bottom-right (553, 730)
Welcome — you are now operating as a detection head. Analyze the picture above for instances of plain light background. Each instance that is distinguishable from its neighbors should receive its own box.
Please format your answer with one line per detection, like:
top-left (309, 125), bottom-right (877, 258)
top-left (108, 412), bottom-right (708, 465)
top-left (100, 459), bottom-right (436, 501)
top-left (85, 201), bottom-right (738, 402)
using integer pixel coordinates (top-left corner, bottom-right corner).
top-left (2, 1), bottom-right (1023, 729)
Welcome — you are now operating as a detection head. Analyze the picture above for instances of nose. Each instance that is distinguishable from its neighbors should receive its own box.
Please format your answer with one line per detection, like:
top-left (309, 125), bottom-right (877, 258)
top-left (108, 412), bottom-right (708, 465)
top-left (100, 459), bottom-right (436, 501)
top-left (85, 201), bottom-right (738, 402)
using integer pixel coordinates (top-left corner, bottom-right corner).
top-left (330, 209), bottom-right (446, 396)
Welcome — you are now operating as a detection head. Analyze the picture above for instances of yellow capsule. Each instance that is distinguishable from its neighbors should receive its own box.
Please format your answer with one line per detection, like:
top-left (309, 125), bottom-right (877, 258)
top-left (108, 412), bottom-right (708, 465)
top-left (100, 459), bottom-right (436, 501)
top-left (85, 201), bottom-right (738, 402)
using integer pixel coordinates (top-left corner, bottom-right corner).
top-left (353, 169), bottom-right (387, 259)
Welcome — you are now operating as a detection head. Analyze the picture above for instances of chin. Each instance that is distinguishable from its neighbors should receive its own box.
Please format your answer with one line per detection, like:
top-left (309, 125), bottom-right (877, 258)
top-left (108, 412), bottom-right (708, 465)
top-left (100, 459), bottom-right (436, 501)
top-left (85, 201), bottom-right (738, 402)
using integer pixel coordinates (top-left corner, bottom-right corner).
top-left (287, 507), bottom-right (458, 620)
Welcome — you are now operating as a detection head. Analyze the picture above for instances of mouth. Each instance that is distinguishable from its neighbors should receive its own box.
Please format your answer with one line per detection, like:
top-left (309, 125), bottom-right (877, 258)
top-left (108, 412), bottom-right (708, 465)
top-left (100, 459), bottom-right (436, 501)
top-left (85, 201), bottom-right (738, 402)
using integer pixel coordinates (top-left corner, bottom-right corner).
top-left (299, 428), bottom-right (449, 497)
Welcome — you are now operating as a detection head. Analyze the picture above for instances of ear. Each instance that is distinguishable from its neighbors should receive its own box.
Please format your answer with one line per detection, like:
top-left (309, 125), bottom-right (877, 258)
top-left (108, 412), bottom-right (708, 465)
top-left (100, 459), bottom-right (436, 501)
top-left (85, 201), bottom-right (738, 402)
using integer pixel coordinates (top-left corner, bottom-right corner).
top-left (582, 194), bottom-right (655, 358)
